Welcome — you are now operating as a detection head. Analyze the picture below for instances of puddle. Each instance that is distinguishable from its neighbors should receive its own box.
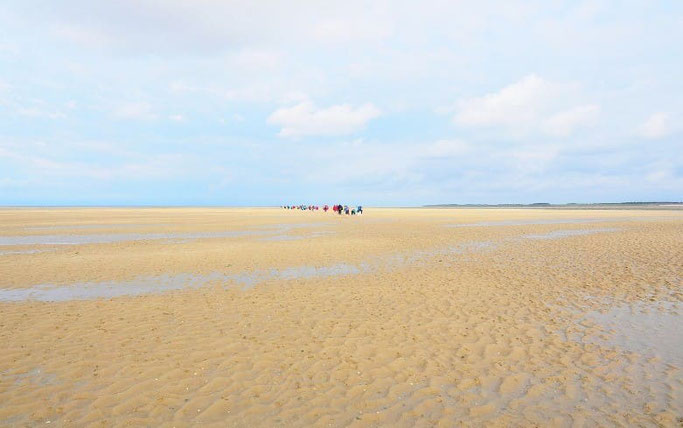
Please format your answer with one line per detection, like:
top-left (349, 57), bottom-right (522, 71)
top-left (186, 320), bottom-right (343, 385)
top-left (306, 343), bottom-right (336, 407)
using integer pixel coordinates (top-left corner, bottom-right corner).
top-left (0, 223), bottom-right (330, 247)
top-left (580, 299), bottom-right (683, 367)
top-left (5, 368), bottom-right (59, 387)
top-left (0, 240), bottom-right (494, 302)
top-left (522, 228), bottom-right (619, 240)
top-left (0, 368), bottom-right (59, 386)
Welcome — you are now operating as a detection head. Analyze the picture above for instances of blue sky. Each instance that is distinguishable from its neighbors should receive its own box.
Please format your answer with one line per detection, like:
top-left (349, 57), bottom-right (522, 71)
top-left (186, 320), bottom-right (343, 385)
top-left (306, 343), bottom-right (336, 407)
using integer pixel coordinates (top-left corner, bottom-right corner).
top-left (1, 0), bottom-right (681, 206)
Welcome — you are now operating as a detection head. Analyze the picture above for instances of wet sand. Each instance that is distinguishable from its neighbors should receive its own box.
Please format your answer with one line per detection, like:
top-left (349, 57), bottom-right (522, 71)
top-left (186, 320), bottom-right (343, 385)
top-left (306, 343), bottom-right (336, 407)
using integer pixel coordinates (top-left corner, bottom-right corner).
top-left (0, 207), bottom-right (682, 426)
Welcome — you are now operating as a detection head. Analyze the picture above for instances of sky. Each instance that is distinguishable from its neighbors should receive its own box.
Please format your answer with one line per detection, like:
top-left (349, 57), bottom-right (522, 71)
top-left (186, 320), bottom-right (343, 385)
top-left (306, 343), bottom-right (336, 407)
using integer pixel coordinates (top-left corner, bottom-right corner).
top-left (0, 0), bottom-right (681, 206)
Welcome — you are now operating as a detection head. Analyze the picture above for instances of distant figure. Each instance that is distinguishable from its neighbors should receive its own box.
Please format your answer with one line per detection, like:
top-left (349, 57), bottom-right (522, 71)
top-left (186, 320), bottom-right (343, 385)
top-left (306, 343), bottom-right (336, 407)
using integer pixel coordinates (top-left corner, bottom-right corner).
top-left (323, 205), bottom-right (329, 212)
top-left (344, 205), bottom-right (349, 215)
top-left (337, 203), bottom-right (343, 215)
top-left (351, 209), bottom-right (356, 215)
top-left (357, 205), bottom-right (363, 214)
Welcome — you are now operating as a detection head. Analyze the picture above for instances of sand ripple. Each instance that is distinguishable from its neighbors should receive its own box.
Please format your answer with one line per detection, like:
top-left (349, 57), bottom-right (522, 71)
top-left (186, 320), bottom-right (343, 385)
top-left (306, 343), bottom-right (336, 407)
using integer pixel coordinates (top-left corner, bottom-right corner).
top-left (0, 208), bottom-right (681, 426)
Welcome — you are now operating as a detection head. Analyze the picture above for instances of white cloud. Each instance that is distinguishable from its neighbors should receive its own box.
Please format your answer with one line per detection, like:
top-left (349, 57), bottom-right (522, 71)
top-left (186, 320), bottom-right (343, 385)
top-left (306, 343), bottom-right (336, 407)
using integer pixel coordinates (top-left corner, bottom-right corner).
top-left (234, 50), bottom-right (281, 69)
top-left (454, 74), bottom-right (556, 128)
top-left (3, 1), bottom-right (682, 204)
top-left (638, 112), bottom-right (674, 139)
top-left (114, 102), bottom-right (157, 120)
top-left (16, 107), bottom-right (66, 119)
top-left (267, 101), bottom-right (381, 137)
top-left (542, 104), bottom-right (600, 137)
top-left (422, 139), bottom-right (470, 158)
top-left (453, 74), bottom-right (598, 137)
top-left (509, 145), bottom-right (560, 174)
top-left (1, 142), bottom-right (196, 181)
top-left (224, 85), bottom-right (276, 103)
top-left (219, 113), bottom-right (244, 124)
top-left (0, 41), bottom-right (19, 56)
top-left (169, 114), bottom-right (184, 121)
top-left (55, 24), bottom-right (113, 50)
top-left (312, 18), bottom-right (393, 43)
top-left (169, 81), bottom-right (199, 93)
top-left (0, 177), bottom-right (29, 188)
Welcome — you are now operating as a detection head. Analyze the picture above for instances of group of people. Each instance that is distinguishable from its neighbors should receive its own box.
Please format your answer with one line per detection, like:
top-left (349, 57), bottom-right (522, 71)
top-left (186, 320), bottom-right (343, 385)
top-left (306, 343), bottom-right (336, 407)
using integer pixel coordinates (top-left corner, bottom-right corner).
top-left (281, 204), bottom-right (363, 215)
top-left (329, 204), bottom-right (363, 215)
top-left (282, 205), bottom-right (320, 211)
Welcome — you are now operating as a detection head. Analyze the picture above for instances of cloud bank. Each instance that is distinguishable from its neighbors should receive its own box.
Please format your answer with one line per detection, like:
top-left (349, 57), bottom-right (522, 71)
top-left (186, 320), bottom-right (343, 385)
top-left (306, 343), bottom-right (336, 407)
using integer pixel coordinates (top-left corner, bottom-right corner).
top-left (453, 74), bottom-right (600, 137)
top-left (0, 1), bottom-right (681, 205)
top-left (268, 102), bottom-right (381, 138)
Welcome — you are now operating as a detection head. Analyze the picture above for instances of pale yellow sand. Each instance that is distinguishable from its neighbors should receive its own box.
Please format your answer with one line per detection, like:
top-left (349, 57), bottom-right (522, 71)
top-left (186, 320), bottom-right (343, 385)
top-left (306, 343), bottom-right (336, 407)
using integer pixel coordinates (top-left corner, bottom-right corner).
top-left (0, 208), bottom-right (681, 426)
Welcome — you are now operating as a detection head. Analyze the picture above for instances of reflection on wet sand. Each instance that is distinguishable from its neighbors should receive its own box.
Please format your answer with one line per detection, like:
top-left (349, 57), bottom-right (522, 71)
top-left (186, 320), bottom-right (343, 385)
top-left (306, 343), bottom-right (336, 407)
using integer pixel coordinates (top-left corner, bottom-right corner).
top-left (580, 298), bottom-right (683, 367)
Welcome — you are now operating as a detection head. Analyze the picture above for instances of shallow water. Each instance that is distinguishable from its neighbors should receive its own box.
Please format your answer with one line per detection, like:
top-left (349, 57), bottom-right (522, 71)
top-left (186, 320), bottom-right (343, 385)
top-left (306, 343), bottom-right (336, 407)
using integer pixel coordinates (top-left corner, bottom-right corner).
top-left (24, 223), bottom-right (172, 231)
top-left (0, 263), bottom-right (367, 302)
top-left (0, 249), bottom-right (50, 256)
top-left (0, 223), bottom-right (330, 246)
top-left (274, 263), bottom-right (366, 280)
top-left (258, 231), bottom-right (334, 241)
top-left (0, 230), bottom-right (621, 302)
top-left (0, 231), bottom-right (268, 246)
top-left (582, 299), bottom-right (683, 367)
top-left (448, 218), bottom-right (620, 227)
top-left (522, 228), bottom-right (619, 240)
top-left (0, 240), bottom-right (494, 302)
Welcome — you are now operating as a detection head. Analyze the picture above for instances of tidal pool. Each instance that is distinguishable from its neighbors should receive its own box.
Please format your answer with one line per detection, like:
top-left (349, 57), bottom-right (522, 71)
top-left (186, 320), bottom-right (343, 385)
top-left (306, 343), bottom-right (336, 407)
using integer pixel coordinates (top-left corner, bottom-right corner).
top-left (581, 298), bottom-right (683, 367)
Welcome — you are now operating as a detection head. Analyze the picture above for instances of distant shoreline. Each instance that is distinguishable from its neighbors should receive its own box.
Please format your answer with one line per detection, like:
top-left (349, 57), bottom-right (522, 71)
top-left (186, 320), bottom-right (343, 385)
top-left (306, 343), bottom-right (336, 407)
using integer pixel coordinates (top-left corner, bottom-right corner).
top-left (423, 202), bottom-right (683, 210)
top-left (0, 202), bottom-right (681, 210)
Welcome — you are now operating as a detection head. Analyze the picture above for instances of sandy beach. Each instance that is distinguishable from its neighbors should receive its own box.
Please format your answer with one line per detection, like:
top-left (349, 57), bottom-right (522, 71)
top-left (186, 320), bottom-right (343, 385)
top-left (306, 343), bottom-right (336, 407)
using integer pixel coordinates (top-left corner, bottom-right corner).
top-left (0, 207), bottom-right (681, 427)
